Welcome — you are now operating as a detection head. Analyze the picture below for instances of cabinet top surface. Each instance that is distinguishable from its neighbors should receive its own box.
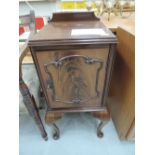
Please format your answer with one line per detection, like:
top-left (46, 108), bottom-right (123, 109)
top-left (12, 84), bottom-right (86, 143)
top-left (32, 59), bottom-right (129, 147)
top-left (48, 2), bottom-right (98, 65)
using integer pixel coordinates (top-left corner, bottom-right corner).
top-left (29, 12), bottom-right (117, 46)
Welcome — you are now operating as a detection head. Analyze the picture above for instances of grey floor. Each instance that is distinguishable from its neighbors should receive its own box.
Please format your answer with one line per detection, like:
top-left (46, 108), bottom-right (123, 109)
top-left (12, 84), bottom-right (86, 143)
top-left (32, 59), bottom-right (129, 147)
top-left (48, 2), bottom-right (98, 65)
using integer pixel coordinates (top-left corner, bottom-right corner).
top-left (19, 112), bottom-right (134, 155)
top-left (19, 65), bottom-right (134, 155)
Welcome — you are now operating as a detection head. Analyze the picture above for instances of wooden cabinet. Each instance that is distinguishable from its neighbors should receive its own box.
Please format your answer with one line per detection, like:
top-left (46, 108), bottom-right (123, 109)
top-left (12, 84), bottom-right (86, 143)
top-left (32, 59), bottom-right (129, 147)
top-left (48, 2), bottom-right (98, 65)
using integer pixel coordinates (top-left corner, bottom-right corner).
top-left (27, 12), bottom-right (117, 140)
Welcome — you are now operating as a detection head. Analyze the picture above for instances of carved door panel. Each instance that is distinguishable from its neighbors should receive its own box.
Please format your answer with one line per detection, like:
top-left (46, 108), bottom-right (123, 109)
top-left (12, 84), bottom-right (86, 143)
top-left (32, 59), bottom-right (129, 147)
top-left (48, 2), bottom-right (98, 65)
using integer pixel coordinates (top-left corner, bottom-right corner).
top-left (35, 47), bottom-right (109, 108)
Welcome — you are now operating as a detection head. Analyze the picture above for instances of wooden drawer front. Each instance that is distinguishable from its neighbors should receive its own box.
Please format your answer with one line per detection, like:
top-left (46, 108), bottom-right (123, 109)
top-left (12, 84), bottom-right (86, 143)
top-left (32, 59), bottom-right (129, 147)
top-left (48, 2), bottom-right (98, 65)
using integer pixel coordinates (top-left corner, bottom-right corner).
top-left (35, 47), bottom-right (109, 108)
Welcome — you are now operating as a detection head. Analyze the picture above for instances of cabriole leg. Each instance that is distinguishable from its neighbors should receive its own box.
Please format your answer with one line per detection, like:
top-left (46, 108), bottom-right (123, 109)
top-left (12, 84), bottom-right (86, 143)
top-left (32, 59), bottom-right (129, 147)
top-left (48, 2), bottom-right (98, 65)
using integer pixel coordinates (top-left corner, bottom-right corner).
top-left (52, 123), bottom-right (60, 140)
top-left (45, 111), bottom-right (64, 140)
top-left (97, 119), bottom-right (109, 138)
top-left (91, 109), bottom-right (110, 138)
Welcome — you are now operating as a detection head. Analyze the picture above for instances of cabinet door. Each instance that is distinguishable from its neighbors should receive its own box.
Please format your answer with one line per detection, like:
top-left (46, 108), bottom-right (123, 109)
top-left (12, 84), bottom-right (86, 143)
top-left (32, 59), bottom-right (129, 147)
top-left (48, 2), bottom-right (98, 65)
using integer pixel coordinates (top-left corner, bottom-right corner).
top-left (35, 47), bottom-right (109, 108)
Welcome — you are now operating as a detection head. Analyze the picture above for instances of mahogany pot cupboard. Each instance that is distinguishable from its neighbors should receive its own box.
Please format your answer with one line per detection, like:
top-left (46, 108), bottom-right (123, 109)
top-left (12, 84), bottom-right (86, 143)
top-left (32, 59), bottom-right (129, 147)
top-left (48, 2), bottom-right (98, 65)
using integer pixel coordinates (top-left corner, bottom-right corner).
top-left (20, 12), bottom-right (117, 140)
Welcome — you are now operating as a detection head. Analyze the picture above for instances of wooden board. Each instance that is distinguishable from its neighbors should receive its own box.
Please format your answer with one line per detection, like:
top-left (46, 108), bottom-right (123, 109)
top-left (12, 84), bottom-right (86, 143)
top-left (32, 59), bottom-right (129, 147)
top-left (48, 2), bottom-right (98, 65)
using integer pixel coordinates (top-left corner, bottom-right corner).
top-left (107, 27), bottom-right (135, 140)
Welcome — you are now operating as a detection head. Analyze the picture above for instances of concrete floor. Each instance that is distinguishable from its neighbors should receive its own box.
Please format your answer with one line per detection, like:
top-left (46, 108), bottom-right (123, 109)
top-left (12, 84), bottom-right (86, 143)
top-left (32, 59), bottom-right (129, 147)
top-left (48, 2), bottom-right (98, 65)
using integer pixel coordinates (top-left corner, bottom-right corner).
top-left (19, 64), bottom-right (135, 155)
top-left (19, 112), bottom-right (134, 155)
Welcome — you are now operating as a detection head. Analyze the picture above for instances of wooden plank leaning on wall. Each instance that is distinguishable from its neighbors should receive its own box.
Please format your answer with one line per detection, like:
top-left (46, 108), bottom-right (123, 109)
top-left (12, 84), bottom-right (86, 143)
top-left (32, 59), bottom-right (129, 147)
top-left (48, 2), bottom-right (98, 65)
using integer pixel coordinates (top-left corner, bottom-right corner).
top-left (107, 27), bottom-right (135, 141)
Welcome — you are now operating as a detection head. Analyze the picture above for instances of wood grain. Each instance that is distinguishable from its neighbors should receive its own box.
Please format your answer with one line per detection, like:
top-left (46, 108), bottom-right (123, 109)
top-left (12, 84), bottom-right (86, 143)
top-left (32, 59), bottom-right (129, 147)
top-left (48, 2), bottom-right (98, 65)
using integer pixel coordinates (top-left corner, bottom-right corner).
top-left (35, 47), bottom-right (109, 109)
top-left (29, 12), bottom-right (116, 44)
top-left (107, 27), bottom-right (135, 140)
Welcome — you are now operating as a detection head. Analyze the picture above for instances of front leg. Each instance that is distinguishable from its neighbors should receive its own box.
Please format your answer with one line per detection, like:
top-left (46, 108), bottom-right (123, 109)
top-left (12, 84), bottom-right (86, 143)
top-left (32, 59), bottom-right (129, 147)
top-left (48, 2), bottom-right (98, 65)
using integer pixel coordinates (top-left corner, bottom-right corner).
top-left (52, 123), bottom-right (60, 140)
top-left (97, 119), bottom-right (109, 138)
top-left (45, 111), bottom-right (64, 140)
top-left (92, 109), bottom-right (110, 138)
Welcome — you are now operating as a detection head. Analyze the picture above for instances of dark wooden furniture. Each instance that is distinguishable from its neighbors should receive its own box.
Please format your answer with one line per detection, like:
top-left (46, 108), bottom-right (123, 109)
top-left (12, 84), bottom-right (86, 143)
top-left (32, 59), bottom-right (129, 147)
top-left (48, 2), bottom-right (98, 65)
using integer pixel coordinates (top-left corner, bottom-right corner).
top-left (27, 12), bottom-right (117, 140)
top-left (107, 27), bottom-right (135, 141)
top-left (19, 10), bottom-right (48, 141)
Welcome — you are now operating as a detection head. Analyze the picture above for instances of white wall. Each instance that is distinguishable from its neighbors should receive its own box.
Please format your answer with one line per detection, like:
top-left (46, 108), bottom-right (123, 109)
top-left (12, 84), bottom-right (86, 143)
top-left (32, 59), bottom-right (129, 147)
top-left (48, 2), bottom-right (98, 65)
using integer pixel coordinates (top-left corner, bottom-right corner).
top-left (19, 1), bottom-right (61, 17)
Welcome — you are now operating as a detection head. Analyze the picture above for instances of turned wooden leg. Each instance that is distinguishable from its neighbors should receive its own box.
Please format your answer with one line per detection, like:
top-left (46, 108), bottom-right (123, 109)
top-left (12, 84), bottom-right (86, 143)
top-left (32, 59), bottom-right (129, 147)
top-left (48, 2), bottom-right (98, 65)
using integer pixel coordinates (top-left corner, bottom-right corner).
top-left (19, 78), bottom-right (48, 141)
top-left (92, 109), bottom-right (110, 138)
top-left (45, 111), bottom-right (64, 140)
